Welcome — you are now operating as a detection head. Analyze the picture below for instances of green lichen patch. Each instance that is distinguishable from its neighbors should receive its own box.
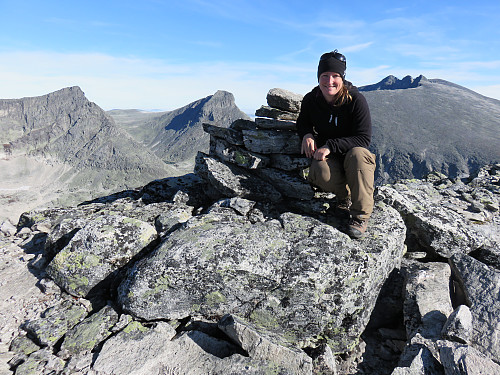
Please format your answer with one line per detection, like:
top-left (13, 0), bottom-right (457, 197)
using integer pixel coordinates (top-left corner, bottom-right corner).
top-left (60, 305), bottom-right (119, 356)
top-left (23, 301), bottom-right (88, 347)
top-left (249, 309), bottom-right (279, 330)
top-left (205, 291), bottom-right (227, 306)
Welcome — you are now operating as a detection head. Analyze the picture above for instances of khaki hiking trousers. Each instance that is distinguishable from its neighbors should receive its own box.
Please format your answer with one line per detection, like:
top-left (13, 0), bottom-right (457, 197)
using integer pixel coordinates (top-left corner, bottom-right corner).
top-left (308, 147), bottom-right (376, 221)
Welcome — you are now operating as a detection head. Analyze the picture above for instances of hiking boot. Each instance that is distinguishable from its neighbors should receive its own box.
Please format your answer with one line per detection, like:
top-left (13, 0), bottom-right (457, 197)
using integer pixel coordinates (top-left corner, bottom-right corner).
top-left (347, 218), bottom-right (368, 239)
top-left (334, 197), bottom-right (351, 219)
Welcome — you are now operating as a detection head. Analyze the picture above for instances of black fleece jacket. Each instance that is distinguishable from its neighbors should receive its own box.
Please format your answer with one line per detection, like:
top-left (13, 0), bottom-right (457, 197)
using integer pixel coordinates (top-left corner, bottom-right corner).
top-left (296, 84), bottom-right (372, 155)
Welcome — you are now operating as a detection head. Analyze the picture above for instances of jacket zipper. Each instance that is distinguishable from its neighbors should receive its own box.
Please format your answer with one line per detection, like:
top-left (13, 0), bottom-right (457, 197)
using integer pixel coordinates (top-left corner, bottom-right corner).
top-left (329, 114), bottom-right (338, 126)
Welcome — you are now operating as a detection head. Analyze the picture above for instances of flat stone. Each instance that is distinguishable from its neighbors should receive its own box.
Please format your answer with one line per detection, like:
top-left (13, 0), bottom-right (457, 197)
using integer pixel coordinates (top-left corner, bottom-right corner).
top-left (438, 340), bottom-right (500, 375)
top-left (209, 136), bottom-right (270, 169)
top-left (218, 314), bottom-right (313, 374)
top-left (22, 300), bottom-right (88, 347)
top-left (255, 117), bottom-right (297, 131)
top-left (242, 129), bottom-right (301, 154)
top-left (203, 122), bottom-right (244, 146)
top-left (255, 106), bottom-right (299, 121)
top-left (254, 168), bottom-right (315, 200)
top-left (194, 152), bottom-right (282, 202)
top-left (266, 88), bottom-right (303, 113)
top-left (270, 154), bottom-right (311, 171)
top-left (58, 305), bottom-right (120, 359)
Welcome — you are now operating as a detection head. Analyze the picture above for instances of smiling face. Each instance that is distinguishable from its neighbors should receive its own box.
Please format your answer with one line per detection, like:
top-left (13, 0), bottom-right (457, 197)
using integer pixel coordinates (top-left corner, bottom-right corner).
top-left (319, 72), bottom-right (343, 103)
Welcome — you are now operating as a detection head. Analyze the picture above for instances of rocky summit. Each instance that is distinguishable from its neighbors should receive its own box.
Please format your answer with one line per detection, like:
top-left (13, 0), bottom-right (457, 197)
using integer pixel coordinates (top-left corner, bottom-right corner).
top-left (0, 88), bottom-right (499, 374)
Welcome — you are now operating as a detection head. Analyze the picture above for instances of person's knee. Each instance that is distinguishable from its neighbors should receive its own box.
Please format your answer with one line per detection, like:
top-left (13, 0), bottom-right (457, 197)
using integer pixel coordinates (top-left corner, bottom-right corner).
top-left (344, 147), bottom-right (376, 170)
top-left (308, 159), bottom-right (330, 185)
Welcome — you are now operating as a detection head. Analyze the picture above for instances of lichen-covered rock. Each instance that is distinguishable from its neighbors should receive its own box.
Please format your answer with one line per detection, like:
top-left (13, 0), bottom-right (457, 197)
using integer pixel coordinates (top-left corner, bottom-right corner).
top-left (119, 200), bottom-right (406, 352)
top-left (22, 300), bottom-right (88, 347)
top-left (43, 197), bottom-right (189, 262)
top-left (376, 171), bottom-right (499, 257)
top-left (46, 215), bottom-right (157, 297)
top-left (209, 135), bottom-right (270, 169)
top-left (7, 334), bottom-right (40, 369)
top-left (13, 348), bottom-right (65, 375)
top-left (17, 207), bottom-right (80, 232)
top-left (58, 305), bottom-right (119, 359)
top-left (194, 152), bottom-right (282, 202)
top-left (449, 253), bottom-right (500, 363)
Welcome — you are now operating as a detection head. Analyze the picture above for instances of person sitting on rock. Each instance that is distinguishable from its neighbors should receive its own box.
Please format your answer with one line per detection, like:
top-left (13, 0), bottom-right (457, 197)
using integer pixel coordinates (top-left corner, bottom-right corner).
top-left (296, 49), bottom-right (376, 239)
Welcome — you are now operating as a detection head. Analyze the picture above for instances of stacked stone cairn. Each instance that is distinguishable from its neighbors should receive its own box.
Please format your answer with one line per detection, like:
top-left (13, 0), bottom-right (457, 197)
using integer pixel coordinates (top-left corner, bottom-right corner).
top-left (195, 88), bottom-right (322, 209)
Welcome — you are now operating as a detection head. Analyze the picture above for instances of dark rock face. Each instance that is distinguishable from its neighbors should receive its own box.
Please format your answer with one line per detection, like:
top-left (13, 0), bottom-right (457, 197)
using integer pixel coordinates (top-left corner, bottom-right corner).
top-left (359, 76), bottom-right (500, 185)
top-left (359, 75), bottom-right (427, 91)
top-left (1, 87), bottom-right (499, 374)
top-left (1, 87), bottom-right (168, 175)
top-left (110, 90), bottom-right (250, 165)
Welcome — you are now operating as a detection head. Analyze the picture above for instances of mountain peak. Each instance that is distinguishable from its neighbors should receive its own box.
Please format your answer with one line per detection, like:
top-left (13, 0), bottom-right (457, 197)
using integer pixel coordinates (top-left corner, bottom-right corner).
top-left (46, 86), bottom-right (86, 99)
top-left (360, 75), bottom-right (428, 91)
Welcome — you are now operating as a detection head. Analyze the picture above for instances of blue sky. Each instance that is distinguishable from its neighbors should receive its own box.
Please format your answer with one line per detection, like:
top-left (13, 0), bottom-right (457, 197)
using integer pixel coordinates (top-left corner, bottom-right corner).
top-left (1, 0), bottom-right (499, 114)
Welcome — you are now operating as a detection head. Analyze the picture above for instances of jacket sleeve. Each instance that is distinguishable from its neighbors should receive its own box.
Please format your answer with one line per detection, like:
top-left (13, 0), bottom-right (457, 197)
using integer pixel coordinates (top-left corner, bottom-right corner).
top-left (296, 94), bottom-right (314, 140)
top-left (326, 93), bottom-right (371, 154)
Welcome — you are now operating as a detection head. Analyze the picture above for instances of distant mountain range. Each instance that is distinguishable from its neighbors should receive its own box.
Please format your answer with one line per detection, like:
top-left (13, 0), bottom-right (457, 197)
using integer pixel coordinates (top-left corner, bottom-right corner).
top-left (1, 76), bottom-right (499, 222)
top-left (359, 75), bottom-right (500, 183)
top-left (0, 88), bottom-right (247, 222)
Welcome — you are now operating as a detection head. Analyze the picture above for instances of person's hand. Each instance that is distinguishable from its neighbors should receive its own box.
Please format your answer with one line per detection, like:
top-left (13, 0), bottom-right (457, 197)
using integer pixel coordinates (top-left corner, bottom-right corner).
top-left (301, 134), bottom-right (317, 158)
top-left (314, 146), bottom-right (330, 161)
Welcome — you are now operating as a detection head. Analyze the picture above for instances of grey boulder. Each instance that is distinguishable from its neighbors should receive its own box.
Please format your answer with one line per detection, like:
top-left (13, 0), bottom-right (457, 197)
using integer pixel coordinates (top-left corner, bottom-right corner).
top-left (119, 200), bottom-right (406, 353)
top-left (46, 215), bottom-right (157, 297)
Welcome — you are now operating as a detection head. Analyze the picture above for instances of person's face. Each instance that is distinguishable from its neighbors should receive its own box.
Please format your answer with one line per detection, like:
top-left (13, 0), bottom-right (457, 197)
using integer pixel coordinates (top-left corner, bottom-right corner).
top-left (319, 72), bottom-right (343, 102)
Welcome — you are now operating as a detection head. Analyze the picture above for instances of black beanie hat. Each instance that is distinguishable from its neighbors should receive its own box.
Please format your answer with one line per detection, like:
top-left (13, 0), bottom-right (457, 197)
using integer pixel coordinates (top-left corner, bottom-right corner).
top-left (317, 50), bottom-right (347, 81)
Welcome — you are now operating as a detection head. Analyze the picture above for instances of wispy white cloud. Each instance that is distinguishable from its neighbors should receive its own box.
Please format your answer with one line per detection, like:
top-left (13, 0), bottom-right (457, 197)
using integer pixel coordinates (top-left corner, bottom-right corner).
top-left (390, 43), bottom-right (460, 60)
top-left (342, 43), bottom-right (374, 53)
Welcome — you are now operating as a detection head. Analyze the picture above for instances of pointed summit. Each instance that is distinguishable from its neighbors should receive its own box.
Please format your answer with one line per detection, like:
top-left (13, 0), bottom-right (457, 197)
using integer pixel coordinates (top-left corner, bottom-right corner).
top-left (360, 75), bottom-right (427, 91)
